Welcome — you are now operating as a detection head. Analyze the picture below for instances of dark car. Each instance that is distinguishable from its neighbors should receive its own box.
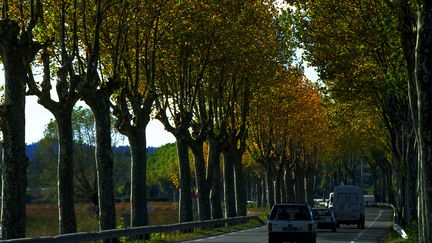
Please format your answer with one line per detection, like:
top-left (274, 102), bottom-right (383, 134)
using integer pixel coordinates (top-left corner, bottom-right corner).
top-left (312, 208), bottom-right (337, 232)
top-left (268, 203), bottom-right (317, 243)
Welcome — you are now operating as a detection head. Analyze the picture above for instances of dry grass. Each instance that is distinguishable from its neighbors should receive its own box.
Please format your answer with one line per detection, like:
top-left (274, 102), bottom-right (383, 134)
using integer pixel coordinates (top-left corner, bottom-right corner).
top-left (26, 203), bottom-right (265, 239)
top-left (26, 202), bottom-right (179, 237)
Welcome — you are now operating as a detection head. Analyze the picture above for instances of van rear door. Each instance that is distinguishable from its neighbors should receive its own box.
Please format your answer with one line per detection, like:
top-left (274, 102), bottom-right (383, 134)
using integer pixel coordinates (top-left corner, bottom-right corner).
top-left (335, 192), bottom-right (361, 221)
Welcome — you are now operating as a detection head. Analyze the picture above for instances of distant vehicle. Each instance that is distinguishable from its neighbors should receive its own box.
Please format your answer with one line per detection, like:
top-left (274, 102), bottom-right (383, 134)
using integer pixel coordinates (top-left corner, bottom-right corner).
top-left (312, 208), bottom-right (337, 232)
top-left (327, 192), bottom-right (335, 209)
top-left (247, 200), bottom-right (257, 206)
top-left (333, 185), bottom-right (365, 228)
top-left (267, 203), bottom-right (317, 243)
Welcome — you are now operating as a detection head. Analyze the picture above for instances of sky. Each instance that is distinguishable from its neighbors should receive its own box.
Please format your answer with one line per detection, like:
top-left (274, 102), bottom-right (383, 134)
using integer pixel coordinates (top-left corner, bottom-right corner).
top-left (0, 57), bottom-right (318, 148)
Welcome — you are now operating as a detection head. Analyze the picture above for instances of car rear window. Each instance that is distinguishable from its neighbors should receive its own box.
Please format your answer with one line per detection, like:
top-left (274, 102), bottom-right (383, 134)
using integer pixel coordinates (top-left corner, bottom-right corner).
top-left (270, 205), bottom-right (311, 221)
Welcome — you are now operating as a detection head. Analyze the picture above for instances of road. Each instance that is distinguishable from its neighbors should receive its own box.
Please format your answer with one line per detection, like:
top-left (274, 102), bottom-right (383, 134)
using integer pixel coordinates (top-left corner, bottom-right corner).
top-left (182, 207), bottom-right (393, 243)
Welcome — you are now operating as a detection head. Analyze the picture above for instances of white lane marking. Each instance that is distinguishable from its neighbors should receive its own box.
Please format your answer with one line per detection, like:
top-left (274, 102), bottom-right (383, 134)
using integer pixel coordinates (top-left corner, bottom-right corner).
top-left (349, 209), bottom-right (383, 243)
top-left (184, 225), bottom-right (263, 242)
top-left (186, 235), bottom-right (218, 242)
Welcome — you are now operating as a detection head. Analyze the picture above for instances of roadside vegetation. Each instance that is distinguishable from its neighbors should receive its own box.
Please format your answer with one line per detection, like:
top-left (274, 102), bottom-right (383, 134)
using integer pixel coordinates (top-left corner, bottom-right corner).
top-left (25, 202), bottom-right (267, 240)
top-left (386, 220), bottom-right (418, 243)
top-left (25, 202), bottom-right (178, 237)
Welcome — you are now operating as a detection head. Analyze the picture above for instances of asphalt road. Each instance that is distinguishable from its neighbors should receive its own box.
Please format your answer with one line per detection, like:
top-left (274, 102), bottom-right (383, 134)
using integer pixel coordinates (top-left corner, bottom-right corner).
top-left (182, 207), bottom-right (393, 243)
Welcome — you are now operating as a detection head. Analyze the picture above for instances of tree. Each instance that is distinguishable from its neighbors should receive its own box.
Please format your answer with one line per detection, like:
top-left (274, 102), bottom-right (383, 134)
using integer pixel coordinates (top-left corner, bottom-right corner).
top-left (248, 63), bottom-right (330, 207)
top-left (147, 143), bottom-right (178, 201)
top-left (412, 2), bottom-right (432, 241)
top-left (210, 0), bottom-right (278, 217)
top-left (100, 0), bottom-right (174, 228)
top-left (155, 1), bottom-right (212, 222)
top-left (37, 107), bottom-right (131, 208)
top-left (39, 108), bottom-right (98, 203)
top-left (26, 0), bottom-right (106, 233)
top-left (80, 0), bottom-right (117, 233)
top-left (72, 108), bottom-right (97, 203)
top-left (0, 0), bottom-right (43, 239)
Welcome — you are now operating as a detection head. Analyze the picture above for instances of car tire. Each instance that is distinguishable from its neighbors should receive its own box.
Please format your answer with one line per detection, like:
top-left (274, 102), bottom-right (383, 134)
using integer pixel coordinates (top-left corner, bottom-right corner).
top-left (303, 235), bottom-right (316, 243)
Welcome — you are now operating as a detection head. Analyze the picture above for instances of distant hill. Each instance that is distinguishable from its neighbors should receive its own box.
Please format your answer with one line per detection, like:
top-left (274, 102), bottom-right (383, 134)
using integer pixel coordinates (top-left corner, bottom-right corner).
top-left (26, 143), bottom-right (39, 161)
top-left (26, 143), bottom-right (158, 161)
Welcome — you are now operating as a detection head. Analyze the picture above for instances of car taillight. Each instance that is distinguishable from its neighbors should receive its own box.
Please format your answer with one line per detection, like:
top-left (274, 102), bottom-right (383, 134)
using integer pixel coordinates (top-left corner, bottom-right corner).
top-left (308, 224), bottom-right (313, 232)
top-left (268, 223), bottom-right (272, 232)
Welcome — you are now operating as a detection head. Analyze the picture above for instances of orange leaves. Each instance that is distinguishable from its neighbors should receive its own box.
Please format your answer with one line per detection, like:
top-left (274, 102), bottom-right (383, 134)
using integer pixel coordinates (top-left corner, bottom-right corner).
top-left (248, 65), bottom-right (329, 165)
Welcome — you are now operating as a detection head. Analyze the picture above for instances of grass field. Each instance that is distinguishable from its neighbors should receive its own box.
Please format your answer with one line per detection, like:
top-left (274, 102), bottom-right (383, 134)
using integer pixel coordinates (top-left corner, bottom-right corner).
top-left (26, 202), bottom-right (179, 237)
top-left (25, 203), bottom-right (268, 238)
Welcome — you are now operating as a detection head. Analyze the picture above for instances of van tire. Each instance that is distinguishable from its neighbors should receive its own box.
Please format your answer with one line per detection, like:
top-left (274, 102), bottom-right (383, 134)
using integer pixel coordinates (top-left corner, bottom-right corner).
top-left (268, 236), bottom-right (278, 243)
top-left (357, 217), bottom-right (365, 229)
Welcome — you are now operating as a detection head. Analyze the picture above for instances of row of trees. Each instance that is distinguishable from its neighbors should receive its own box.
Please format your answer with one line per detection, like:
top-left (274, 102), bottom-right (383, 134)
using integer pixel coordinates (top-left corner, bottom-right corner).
top-left (3, 0), bottom-right (430, 242)
top-left (0, 0), bottom-right (288, 239)
top-left (286, 0), bottom-right (432, 241)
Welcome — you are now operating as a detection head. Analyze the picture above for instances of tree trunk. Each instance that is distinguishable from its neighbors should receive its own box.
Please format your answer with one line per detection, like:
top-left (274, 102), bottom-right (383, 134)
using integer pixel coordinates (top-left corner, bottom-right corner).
top-left (285, 170), bottom-right (295, 203)
top-left (281, 173), bottom-right (287, 203)
top-left (208, 136), bottom-right (223, 219)
top-left (383, 170), bottom-right (390, 203)
top-left (190, 141), bottom-right (211, 221)
top-left (406, 138), bottom-right (417, 222)
top-left (233, 152), bottom-right (247, 216)
top-left (0, 20), bottom-right (29, 239)
top-left (274, 165), bottom-right (284, 204)
top-left (176, 138), bottom-right (193, 222)
top-left (370, 165), bottom-right (380, 203)
top-left (256, 180), bottom-right (263, 207)
top-left (305, 170), bottom-right (315, 205)
top-left (265, 164), bottom-right (275, 209)
top-left (295, 167), bottom-right (305, 203)
top-left (262, 176), bottom-right (268, 207)
top-left (128, 128), bottom-right (149, 227)
top-left (223, 150), bottom-right (236, 217)
top-left (85, 92), bottom-right (117, 232)
top-left (56, 110), bottom-right (77, 234)
top-left (415, 3), bottom-right (432, 241)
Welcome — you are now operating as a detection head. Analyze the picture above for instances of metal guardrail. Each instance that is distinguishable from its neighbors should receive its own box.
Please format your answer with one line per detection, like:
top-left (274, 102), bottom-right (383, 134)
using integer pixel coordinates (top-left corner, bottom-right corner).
top-left (366, 202), bottom-right (408, 239)
top-left (1, 216), bottom-right (264, 243)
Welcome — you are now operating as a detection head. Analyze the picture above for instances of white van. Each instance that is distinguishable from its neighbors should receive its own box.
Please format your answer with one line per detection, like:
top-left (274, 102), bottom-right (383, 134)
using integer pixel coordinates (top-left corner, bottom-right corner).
top-left (333, 185), bottom-right (365, 228)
